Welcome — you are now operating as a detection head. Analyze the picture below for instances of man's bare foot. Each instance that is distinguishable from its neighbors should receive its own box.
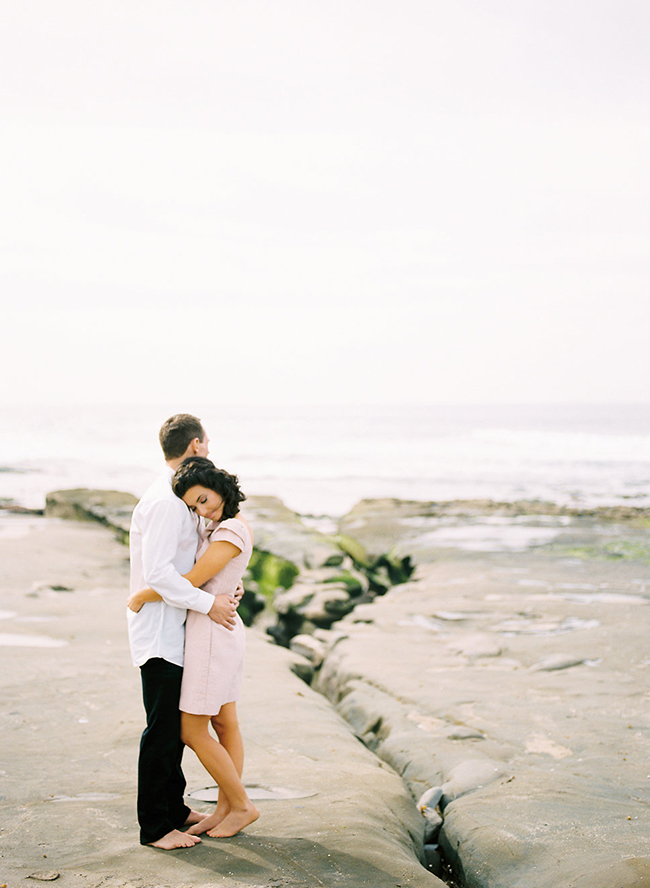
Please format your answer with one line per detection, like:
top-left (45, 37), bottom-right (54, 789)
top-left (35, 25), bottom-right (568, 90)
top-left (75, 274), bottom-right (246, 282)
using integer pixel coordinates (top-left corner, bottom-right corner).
top-left (186, 805), bottom-right (228, 836)
top-left (207, 804), bottom-right (259, 838)
top-left (148, 829), bottom-right (201, 849)
top-left (183, 810), bottom-right (208, 827)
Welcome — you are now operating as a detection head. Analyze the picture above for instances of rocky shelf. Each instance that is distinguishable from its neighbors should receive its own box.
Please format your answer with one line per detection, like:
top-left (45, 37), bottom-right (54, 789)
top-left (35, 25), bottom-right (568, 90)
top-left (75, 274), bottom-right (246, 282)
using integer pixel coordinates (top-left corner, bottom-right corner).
top-left (40, 489), bottom-right (650, 887)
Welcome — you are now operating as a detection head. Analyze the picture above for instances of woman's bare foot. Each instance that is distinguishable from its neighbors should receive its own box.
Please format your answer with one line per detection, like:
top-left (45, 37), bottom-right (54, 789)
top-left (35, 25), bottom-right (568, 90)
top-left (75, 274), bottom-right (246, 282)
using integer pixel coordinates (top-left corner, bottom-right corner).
top-left (148, 829), bottom-right (201, 849)
top-left (186, 805), bottom-right (228, 836)
top-left (183, 810), bottom-right (208, 827)
top-left (207, 804), bottom-right (259, 838)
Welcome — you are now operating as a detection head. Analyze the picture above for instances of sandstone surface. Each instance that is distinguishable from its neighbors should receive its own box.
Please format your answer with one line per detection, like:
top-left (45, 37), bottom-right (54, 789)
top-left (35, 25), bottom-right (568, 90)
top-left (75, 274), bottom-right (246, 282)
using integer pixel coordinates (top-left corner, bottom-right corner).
top-left (0, 513), bottom-right (438, 888)
top-left (315, 500), bottom-right (650, 887)
top-left (13, 490), bottom-right (650, 887)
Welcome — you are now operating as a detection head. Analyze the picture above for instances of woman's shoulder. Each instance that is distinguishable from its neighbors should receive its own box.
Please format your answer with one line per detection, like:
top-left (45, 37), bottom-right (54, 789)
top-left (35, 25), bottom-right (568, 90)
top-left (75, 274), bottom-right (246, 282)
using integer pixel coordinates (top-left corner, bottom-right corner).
top-left (208, 516), bottom-right (252, 546)
top-left (218, 516), bottom-right (249, 532)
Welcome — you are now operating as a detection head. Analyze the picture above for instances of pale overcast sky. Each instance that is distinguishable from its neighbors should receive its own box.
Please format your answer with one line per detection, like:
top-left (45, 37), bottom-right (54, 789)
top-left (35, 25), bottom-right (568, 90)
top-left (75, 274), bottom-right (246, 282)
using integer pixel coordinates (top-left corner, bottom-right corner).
top-left (1, 0), bottom-right (649, 406)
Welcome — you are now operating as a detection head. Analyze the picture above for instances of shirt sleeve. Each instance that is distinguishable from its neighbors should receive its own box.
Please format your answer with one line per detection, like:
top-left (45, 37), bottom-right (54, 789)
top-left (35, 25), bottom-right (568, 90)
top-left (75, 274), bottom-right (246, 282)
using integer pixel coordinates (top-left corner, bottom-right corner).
top-left (140, 498), bottom-right (214, 614)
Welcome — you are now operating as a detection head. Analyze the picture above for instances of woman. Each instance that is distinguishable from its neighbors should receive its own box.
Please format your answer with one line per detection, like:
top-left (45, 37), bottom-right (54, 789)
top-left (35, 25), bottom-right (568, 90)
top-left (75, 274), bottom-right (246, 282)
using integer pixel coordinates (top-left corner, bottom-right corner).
top-left (127, 457), bottom-right (259, 838)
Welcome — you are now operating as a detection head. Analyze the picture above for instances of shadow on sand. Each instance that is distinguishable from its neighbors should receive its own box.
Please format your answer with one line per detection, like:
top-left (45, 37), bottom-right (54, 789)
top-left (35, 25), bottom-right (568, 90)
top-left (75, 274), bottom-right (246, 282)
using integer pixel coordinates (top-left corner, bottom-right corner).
top-left (164, 832), bottom-right (421, 887)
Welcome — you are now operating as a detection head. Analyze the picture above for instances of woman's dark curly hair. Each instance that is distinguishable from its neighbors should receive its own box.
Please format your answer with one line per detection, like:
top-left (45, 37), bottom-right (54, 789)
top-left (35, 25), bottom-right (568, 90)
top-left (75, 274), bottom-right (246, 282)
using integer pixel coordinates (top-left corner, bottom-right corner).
top-left (171, 457), bottom-right (246, 520)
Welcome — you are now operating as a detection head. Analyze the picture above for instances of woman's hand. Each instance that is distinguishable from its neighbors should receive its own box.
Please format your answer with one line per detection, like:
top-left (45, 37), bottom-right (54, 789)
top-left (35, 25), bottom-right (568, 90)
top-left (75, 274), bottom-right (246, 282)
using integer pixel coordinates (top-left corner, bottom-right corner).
top-left (127, 591), bottom-right (146, 612)
top-left (127, 586), bottom-right (161, 612)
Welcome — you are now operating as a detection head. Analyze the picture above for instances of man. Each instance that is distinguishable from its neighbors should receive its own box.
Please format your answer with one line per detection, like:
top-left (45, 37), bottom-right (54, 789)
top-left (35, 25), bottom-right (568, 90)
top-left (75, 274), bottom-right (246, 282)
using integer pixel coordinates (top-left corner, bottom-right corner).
top-left (127, 414), bottom-right (239, 849)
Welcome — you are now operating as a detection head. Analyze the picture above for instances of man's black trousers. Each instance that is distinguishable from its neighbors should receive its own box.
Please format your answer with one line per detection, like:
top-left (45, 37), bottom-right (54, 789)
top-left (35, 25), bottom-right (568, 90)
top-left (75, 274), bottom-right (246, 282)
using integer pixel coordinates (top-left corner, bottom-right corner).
top-left (137, 657), bottom-right (191, 844)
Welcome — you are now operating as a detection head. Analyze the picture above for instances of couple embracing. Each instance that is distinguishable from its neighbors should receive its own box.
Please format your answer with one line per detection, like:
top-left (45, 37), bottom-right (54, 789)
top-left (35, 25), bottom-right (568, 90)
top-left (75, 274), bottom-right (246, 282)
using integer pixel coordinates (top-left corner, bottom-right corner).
top-left (126, 414), bottom-right (259, 849)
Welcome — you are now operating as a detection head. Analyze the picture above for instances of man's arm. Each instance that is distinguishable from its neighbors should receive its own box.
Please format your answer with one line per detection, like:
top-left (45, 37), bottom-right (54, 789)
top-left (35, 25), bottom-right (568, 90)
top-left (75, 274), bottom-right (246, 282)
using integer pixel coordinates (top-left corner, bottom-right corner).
top-left (128, 581), bottom-right (237, 627)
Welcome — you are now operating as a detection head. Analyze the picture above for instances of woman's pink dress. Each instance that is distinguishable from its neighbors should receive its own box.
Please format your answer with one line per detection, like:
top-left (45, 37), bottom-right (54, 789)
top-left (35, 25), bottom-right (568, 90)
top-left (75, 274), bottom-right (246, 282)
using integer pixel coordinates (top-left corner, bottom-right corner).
top-left (179, 517), bottom-right (252, 716)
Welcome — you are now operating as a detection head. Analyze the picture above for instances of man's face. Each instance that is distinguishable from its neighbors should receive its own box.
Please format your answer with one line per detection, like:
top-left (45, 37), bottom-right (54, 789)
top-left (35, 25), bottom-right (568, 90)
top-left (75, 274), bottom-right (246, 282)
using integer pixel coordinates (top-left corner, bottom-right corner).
top-left (182, 485), bottom-right (224, 522)
top-left (197, 433), bottom-right (210, 458)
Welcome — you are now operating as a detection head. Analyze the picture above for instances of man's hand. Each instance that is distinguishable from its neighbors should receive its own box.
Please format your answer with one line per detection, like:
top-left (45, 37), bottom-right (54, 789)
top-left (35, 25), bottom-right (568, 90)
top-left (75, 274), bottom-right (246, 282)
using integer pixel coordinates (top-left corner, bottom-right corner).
top-left (207, 595), bottom-right (238, 629)
top-left (234, 580), bottom-right (245, 605)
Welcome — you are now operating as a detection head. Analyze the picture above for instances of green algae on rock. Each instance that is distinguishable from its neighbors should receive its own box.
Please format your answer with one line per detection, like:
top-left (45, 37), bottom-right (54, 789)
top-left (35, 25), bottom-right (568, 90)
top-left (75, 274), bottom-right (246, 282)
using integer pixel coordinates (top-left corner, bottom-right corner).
top-left (45, 489), bottom-right (138, 544)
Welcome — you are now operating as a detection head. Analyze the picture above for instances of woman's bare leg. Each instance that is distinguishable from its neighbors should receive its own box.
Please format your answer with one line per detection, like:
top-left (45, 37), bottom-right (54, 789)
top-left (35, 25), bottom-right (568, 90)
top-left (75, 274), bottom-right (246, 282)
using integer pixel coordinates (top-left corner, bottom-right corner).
top-left (181, 711), bottom-right (258, 837)
top-left (183, 810), bottom-right (209, 827)
top-left (212, 703), bottom-right (244, 774)
top-left (208, 703), bottom-right (245, 826)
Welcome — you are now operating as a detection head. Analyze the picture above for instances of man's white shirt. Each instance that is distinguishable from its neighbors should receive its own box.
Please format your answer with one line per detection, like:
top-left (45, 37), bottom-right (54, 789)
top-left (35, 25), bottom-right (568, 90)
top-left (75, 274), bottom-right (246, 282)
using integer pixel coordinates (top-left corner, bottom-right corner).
top-left (127, 468), bottom-right (213, 668)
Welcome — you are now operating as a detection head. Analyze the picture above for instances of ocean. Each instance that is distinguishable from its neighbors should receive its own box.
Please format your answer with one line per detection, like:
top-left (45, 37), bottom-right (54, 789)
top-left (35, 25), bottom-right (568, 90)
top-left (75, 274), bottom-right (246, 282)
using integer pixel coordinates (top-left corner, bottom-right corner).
top-left (1, 403), bottom-right (649, 517)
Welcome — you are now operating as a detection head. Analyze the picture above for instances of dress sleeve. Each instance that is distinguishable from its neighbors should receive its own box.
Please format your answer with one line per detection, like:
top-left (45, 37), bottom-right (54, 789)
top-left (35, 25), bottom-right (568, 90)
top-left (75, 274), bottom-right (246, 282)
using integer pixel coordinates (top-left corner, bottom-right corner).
top-left (209, 519), bottom-right (248, 552)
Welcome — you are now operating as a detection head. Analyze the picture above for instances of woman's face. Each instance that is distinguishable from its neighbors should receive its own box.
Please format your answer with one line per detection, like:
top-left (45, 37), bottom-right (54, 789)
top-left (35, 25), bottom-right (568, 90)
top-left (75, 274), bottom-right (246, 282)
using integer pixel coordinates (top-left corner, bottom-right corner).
top-left (182, 484), bottom-right (225, 522)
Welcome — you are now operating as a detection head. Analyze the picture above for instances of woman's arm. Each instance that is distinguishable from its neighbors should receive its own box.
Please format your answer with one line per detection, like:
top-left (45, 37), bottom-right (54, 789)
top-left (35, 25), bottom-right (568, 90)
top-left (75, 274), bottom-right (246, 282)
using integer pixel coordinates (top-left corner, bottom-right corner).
top-left (127, 587), bottom-right (162, 612)
top-left (184, 540), bottom-right (241, 587)
top-left (127, 540), bottom-right (241, 612)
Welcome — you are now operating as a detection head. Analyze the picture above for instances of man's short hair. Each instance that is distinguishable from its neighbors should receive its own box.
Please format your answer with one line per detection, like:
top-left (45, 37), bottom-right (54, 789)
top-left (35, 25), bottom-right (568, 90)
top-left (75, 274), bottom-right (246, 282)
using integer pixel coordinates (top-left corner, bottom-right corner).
top-left (158, 414), bottom-right (206, 460)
